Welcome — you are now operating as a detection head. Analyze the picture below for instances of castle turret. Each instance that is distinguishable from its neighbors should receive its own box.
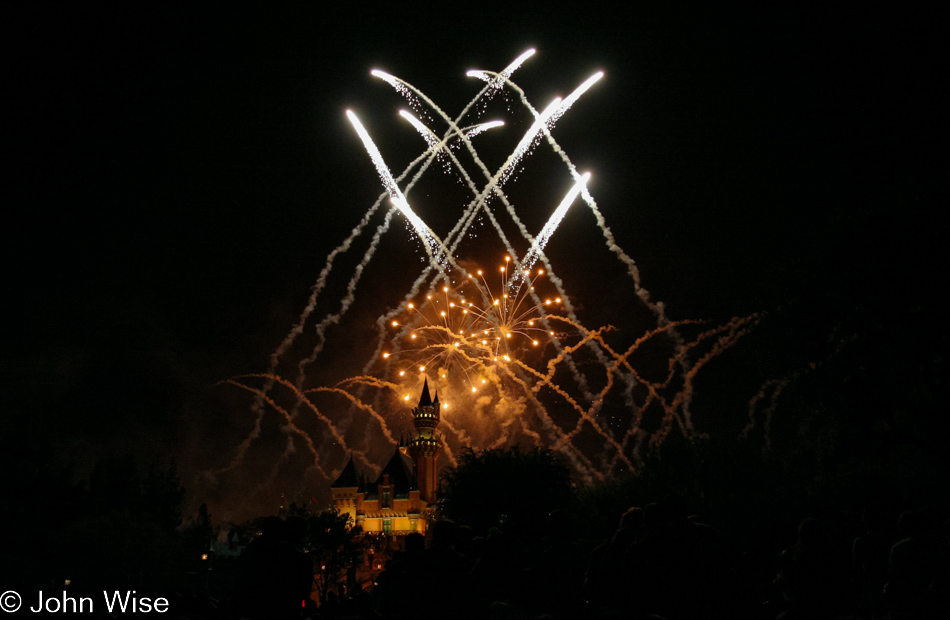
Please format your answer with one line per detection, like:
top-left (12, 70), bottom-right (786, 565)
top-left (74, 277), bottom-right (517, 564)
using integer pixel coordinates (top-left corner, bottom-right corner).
top-left (407, 378), bottom-right (441, 504)
top-left (330, 455), bottom-right (362, 524)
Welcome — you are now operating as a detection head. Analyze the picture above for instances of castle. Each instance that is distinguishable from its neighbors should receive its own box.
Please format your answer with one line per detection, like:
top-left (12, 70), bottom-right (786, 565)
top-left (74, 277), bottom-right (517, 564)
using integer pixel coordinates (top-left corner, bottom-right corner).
top-left (330, 379), bottom-right (442, 536)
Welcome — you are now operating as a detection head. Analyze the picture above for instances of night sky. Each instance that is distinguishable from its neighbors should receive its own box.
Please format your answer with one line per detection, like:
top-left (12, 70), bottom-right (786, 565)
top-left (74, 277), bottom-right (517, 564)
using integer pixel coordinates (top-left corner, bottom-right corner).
top-left (3, 5), bottom-right (946, 521)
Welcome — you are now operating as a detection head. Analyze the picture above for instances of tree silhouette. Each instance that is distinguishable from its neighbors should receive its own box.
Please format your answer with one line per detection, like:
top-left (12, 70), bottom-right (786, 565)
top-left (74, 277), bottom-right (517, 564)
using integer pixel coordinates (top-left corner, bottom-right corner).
top-left (284, 504), bottom-right (367, 604)
top-left (437, 446), bottom-right (575, 538)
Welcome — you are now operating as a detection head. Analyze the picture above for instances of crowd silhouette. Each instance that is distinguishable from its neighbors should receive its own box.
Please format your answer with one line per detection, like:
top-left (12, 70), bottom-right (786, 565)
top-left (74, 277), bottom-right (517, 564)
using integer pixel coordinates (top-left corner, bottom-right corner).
top-left (221, 497), bottom-right (948, 620)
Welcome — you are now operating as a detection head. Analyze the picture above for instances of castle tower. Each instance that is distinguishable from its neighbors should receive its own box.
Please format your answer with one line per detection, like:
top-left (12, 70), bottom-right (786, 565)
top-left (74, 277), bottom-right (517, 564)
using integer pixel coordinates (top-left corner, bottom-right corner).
top-left (330, 455), bottom-right (361, 524)
top-left (406, 378), bottom-right (441, 504)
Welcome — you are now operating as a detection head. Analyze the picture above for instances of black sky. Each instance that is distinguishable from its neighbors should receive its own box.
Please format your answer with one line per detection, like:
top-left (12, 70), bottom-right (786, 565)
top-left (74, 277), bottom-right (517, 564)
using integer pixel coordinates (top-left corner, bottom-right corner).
top-left (3, 5), bottom-right (946, 519)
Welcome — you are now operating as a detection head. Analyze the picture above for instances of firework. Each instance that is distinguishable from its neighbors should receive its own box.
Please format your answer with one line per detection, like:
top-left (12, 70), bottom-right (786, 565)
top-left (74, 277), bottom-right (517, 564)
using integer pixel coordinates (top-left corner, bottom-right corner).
top-left (384, 259), bottom-right (563, 392)
top-left (212, 49), bottom-right (757, 503)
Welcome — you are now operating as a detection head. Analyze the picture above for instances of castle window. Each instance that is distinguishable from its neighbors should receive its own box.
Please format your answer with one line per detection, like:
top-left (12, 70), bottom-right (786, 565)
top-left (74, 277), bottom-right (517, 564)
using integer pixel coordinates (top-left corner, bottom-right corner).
top-left (381, 489), bottom-right (391, 508)
top-left (383, 519), bottom-right (392, 534)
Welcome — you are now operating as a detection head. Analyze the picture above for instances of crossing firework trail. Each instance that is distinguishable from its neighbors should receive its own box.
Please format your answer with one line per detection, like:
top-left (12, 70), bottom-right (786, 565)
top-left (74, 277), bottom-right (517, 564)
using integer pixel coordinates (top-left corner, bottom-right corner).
top-left (215, 50), bottom-right (756, 498)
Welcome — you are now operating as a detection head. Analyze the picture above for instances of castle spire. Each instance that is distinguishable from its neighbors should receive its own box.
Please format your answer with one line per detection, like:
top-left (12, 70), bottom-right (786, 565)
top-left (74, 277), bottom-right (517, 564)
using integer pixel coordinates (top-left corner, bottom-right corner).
top-left (408, 377), bottom-right (441, 504)
top-left (417, 377), bottom-right (433, 408)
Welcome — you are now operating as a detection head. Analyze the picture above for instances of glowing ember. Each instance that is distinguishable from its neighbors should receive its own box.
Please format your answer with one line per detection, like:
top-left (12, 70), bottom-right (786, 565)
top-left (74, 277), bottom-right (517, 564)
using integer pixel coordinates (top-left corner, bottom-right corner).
top-left (216, 49), bottom-right (757, 496)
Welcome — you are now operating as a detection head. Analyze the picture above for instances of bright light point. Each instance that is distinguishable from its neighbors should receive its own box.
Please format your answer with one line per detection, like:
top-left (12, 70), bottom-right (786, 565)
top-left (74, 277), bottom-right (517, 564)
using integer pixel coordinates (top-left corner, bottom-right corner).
top-left (442, 403), bottom-right (449, 409)
top-left (504, 355), bottom-right (511, 361)
top-left (382, 352), bottom-right (390, 358)
top-left (528, 321), bottom-right (535, 326)
top-left (506, 333), bottom-right (512, 338)
top-left (505, 256), bottom-right (511, 262)
top-left (493, 300), bottom-right (500, 306)
top-left (481, 340), bottom-right (488, 345)
top-left (556, 298), bottom-right (561, 303)
top-left (549, 331), bottom-right (554, 335)
top-left (427, 295), bottom-right (432, 300)
top-left (419, 366), bottom-right (426, 371)
top-left (411, 334), bottom-right (417, 339)
top-left (466, 120), bottom-right (505, 137)
top-left (403, 395), bottom-right (410, 401)
top-left (399, 371), bottom-right (405, 376)
top-left (449, 302), bottom-right (455, 307)
top-left (503, 294), bottom-right (508, 298)
top-left (453, 342), bottom-right (459, 347)
top-left (477, 270), bottom-right (483, 275)
top-left (520, 172), bottom-right (591, 277)
top-left (440, 311), bottom-right (446, 317)
top-left (463, 310), bottom-right (468, 314)
top-left (533, 340), bottom-right (539, 346)
top-left (481, 379), bottom-right (487, 384)
top-left (500, 267), bottom-right (505, 272)
top-left (539, 270), bottom-right (544, 275)
top-left (391, 321), bottom-right (399, 326)
top-left (471, 387), bottom-right (477, 393)
top-left (408, 303), bottom-right (414, 309)
top-left (443, 286), bottom-right (448, 292)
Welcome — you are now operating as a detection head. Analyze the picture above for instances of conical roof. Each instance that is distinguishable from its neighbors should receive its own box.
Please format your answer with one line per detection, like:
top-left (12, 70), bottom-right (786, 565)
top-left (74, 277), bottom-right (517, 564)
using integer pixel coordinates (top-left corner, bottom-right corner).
top-left (374, 449), bottom-right (418, 497)
top-left (330, 455), bottom-right (360, 488)
top-left (417, 378), bottom-right (433, 408)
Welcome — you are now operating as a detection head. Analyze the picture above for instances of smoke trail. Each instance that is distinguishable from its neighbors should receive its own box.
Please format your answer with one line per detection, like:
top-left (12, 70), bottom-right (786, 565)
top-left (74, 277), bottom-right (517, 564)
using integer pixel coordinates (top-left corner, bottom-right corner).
top-left (487, 69), bottom-right (682, 421)
top-left (346, 110), bottom-right (444, 261)
top-left (305, 386), bottom-right (395, 445)
top-left (221, 50), bottom-right (618, 494)
top-left (215, 49), bottom-right (764, 499)
top-left (377, 68), bottom-right (607, 409)
top-left (743, 370), bottom-right (805, 450)
top-left (294, 208), bottom-right (397, 379)
top-left (515, 172), bottom-right (591, 288)
top-left (548, 71), bottom-right (604, 124)
top-left (223, 379), bottom-right (329, 483)
top-left (213, 139), bottom-right (460, 480)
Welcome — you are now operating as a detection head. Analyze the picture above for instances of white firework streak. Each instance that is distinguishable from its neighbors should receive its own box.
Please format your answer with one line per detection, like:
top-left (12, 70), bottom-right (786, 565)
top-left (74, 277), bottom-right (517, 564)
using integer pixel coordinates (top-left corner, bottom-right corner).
top-left (215, 49), bottom-right (759, 495)
top-left (211, 55), bottom-right (535, 489)
top-left (515, 172), bottom-right (591, 289)
top-left (368, 67), bottom-right (617, 468)
top-left (399, 110), bottom-right (504, 149)
top-left (467, 48), bottom-right (536, 93)
top-left (372, 69), bottom-right (607, 382)
top-left (345, 110), bottom-right (444, 262)
top-left (360, 66), bottom-right (610, 459)
top-left (354, 80), bottom-right (588, 463)
top-left (548, 71), bottom-right (604, 124)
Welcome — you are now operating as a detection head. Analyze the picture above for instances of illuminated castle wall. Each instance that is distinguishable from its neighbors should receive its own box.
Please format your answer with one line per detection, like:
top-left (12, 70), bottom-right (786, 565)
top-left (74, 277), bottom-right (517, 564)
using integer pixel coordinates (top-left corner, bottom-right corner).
top-left (330, 379), bottom-right (442, 536)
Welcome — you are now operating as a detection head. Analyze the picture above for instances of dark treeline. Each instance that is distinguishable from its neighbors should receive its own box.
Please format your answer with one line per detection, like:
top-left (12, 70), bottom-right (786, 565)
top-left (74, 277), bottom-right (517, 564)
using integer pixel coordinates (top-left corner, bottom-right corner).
top-left (2, 430), bottom-right (947, 619)
top-left (2, 292), bottom-right (948, 618)
top-left (0, 442), bottom-right (210, 610)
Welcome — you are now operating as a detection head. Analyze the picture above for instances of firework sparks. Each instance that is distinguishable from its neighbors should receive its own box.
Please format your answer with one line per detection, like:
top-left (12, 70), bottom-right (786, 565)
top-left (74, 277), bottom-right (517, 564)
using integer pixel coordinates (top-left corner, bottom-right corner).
top-left (345, 109), bottom-right (443, 259)
top-left (387, 259), bottom-right (560, 388)
top-left (515, 172), bottom-right (591, 291)
top-left (213, 49), bottom-right (757, 500)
